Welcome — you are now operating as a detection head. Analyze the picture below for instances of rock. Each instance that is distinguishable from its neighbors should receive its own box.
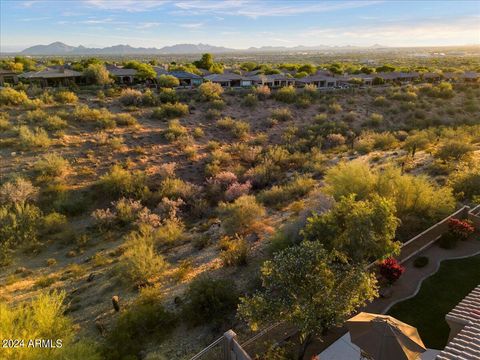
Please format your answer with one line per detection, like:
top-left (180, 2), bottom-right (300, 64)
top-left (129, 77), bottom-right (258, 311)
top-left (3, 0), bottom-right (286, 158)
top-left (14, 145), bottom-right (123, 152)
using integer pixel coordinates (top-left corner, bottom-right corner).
top-left (10, 152), bottom-right (16, 156)
top-left (66, 250), bottom-right (76, 258)
top-left (112, 295), bottom-right (120, 312)
top-left (15, 267), bottom-right (27, 274)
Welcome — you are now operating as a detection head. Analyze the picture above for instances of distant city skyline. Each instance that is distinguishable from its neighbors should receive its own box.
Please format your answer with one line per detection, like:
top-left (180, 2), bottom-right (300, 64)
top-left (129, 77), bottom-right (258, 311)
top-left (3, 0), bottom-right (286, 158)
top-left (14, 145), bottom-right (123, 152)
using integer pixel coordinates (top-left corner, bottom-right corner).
top-left (1, 0), bottom-right (479, 53)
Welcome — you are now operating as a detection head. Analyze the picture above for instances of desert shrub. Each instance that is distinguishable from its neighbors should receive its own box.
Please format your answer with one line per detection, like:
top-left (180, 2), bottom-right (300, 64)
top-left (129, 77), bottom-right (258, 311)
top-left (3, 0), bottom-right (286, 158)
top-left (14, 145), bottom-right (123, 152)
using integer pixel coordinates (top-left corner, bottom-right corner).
top-left (99, 165), bottom-right (149, 200)
top-left (0, 87), bottom-right (28, 106)
top-left (413, 256), bottom-right (429, 268)
top-left (373, 96), bottom-right (388, 106)
top-left (372, 132), bottom-right (398, 150)
top-left (158, 88), bottom-right (178, 103)
top-left (163, 119), bottom-right (187, 142)
top-left (449, 165), bottom-right (480, 200)
top-left (232, 120), bottom-right (250, 139)
top-left (323, 133), bottom-right (346, 149)
top-left (157, 177), bottom-right (195, 202)
top-left (152, 102), bottom-right (189, 120)
top-left (193, 127), bottom-right (204, 138)
top-left (43, 115), bottom-right (67, 130)
top-left (18, 126), bottom-right (51, 148)
top-left (253, 85), bottom-right (271, 100)
top-left (199, 82), bottom-right (224, 101)
top-left (84, 63), bottom-right (112, 86)
top-left (54, 90), bottom-right (78, 104)
top-left (378, 258), bottom-right (404, 284)
top-left (219, 235), bottom-right (249, 266)
top-left (403, 131), bottom-right (434, 156)
top-left (243, 93), bottom-right (258, 107)
top-left (216, 116), bottom-right (235, 129)
top-left (41, 212), bottom-right (68, 235)
top-left (275, 86), bottom-right (296, 103)
top-left (119, 88), bottom-right (143, 106)
top-left (218, 195), bottom-right (266, 235)
top-left (34, 153), bottom-right (70, 180)
top-left (435, 140), bottom-right (474, 161)
top-left (244, 160), bottom-right (282, 188)
top-left (259, 176), bottom-right (316, 208)
top-left (121, 226), bottom-right (168, 285)
top-left (22, 108), bottom-right (49, 123)
top-left (271, 108), bottom-right (293, 122)
top-left (209, 99), bottom-right (226, 110)
top-left (354, 133), bottom-right (374, 154)
top-left (328, 102), bottom-right (342, 113)
top-left (0, 178), bottom-right (39, 205)
top-left (225, 181), bottom-right (252, 201)
top-left (104, 287), bottom-right (176, 360)
top-left (183, 277), bottom-right (239, 326)
top-left (72, 105), bottom-right (115, 128)
top-left (368, 113), bottom-right (384, 126)
top-left (0, 291), bottom-right (102, 360)
top-left (205, 108), bottom-right (221, 120)
top-left (156, 217), bottom-right (185, 244)
top-left (115, 113), bottom-right (138, 127)
top-left (158, 74), bottom-right (180, 88)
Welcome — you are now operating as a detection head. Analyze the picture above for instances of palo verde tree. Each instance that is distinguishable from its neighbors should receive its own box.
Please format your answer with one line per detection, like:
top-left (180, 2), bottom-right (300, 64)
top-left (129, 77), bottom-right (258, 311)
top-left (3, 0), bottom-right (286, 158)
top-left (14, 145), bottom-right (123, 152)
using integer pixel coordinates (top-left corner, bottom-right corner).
top-left (238, 241), bottom-right (378, 360)
top-left (302, 194), bottom-right (400, 263)
top-left (84, 63), bottom-right (112, 86)
top-left (124, 61), bottom-right (156, 81)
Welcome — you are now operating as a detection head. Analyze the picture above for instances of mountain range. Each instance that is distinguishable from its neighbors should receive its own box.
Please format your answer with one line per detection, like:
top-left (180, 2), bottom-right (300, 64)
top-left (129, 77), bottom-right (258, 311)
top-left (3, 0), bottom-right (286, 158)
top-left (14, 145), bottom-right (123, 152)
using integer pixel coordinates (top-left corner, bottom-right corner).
top-left (19, 41), bottom-right (389, 55)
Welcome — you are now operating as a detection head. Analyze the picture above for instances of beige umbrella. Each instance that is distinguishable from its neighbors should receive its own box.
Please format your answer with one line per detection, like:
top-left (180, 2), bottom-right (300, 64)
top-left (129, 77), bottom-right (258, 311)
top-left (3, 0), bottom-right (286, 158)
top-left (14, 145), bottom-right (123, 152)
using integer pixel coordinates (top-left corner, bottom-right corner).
top-left (346, 312), bottom-right (427, 360)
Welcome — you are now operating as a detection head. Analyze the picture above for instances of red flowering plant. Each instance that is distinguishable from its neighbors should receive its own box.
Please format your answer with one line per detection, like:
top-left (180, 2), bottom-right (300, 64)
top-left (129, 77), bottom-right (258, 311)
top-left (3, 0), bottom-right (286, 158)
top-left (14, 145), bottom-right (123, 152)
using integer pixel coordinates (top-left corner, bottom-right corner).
top-left (448, 218), bottom-right (475, 240)
top-left (378, 257), bottom-right (405, 284)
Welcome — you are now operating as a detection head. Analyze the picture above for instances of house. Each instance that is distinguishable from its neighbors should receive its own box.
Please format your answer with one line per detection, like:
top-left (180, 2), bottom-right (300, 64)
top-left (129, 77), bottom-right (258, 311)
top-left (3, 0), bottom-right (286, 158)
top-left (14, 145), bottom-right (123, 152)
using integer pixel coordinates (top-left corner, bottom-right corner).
top-left (398, 72), bottom-right (420, 83)
top-left (442, 72), bottom-right (459, 81)
top-left (297, 74), bottom-right (337, 88)
top-left (168, 70), bottom-right (203, 87)
top-left (19, 67), bottom-right (84, 87)
top-left (0, 69), bottom-right (19, 86)
top-left (106, 64), bottom-right (137, 84)
top-left (264, 74), bottom-right (295, 88)
top-left (436, 285), bottom-right (480, 359)
top-left (338, 74), bottom-right (375, 86)
top-left (204, 73), bottom-right (243, 87)
top-left (462, 71), bottom-right (479, 82)
top-left (153, 66), bottom-right (169, 77)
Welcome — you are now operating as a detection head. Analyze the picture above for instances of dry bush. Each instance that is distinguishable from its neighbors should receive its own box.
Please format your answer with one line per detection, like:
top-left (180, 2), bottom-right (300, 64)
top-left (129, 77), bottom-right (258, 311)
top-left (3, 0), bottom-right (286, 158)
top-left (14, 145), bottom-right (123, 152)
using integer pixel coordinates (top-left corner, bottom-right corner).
top-left (54, 90), bottom-right (78, 104)
top-left (0, 88), bottom-right (29, 106)
top-left (270, 108), bottom-right (293, 122)
top-left (259, 176), bottom-right (316, 208)
top-left (219, 235), bottom-right (249, 266)
top-left (115, 113), bottom-right (138, 127)
top-left (218, 195), bottom-right (266, 235)
top-left (18, 126), bottom-right (51, 148)
top-left (152, 102), bottom-right (189, 120)
top-left (163, 119), bottom-right (187, 142)
top-left (275, 86), bottom-right (297, 103)
top-left (198, 82), bottom-right (224, 101)
top-left (99, 165), bottom-right (149, 200)
top-left (119, 88), bottom-right (143, 106)
top-left (34, 153), bottom-right (70, 180)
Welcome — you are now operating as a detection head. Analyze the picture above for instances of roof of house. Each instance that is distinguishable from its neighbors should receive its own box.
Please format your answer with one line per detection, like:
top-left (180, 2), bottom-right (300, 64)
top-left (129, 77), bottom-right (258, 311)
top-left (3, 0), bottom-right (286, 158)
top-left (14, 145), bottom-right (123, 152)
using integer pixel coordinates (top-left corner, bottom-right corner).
top-left (204, 73), bottom-right (243, 82)
top-left (106, 65), bottom-right (137, 77)
top-left (19, 67), bottom-right (83, 79)
top-left (298, 74), bottom-right (337, 83)
top-left (422, 72), bottom-right (442, 78)
top-left (436, 285), bottom-right (480, 360)
top-left (168, 70), bottom-right (202, 80)
top-left (153, 66), bottom-right (169, 76)
top-left (0, 69), bottom-right (18, 76)
top-left (442, 72), bottom-right (460, 79)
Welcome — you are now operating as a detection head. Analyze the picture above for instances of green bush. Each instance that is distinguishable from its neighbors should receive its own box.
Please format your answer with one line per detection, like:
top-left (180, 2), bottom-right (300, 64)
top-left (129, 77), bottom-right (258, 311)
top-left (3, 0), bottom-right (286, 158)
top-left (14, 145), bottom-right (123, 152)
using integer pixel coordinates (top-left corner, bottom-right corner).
top-left (158, 88), bottom-right (178, 103)
top-left (271, 108), bottom-right (293, 122)
top-left (42, 212), bottom-right (68, 235)
top-left (275, 86), bottom-right (297, 103)
top-left (438, 232), bottom-right (457, 249)
top-left (118, 88), bottom-right (143, 106)
top-left (18, 126), bottom-right (51, 148)
top-left (183, 277), bottom-right (239, 326)
top-left (43, 115), bottom-right (67, 130)
top-left (162, 119), bottom-right (187, 142)
top-left (0, 291), bottom-right (102, 360)
top-left (104, 287), bottom-right (176, 360)
top-left (435, 140), bottom-right (474, 161)
top-left (219, 235), bottom-right (249, 266)
top-left (115, 113), bottom-right (138, 127)
top-left (157, 177), bottom-right (195, 202)
top-left (259, 176), bottom-right (316, 208)
top-left (54, 90), bottom-right (78, 104)
top-left (0, 87), bottom-right (29, 106)
top-left (449, 165), bottom-right (480, 200)
top-left (158, 74), bottom-right (180, 88)
top-left (72, 106), bottom-right (115, 128)
top-left (218, 195), bottom-right (266, 235)
top-left (152, 102), bottom-right (189, 120)
top-left (243, 93), bottom-right (258, 107)
top-left (99, 165), bottom-right (149, 200)
top-left (198, 82), bottom-right (224, 101)
top-left (34, 153), bottom-right (70, 180)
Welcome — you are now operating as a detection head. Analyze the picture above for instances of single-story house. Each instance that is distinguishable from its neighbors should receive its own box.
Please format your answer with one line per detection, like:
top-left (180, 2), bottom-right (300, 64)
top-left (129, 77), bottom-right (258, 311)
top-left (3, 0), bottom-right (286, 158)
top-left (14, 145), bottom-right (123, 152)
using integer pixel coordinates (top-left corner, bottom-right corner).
top-left (375, 72), bottom-right (400, 83)
top-left (168, 70), bottom-right (203, 87)
top-left (153, 66), bottom-right (169, 77)
top-left (19, 67), bottom-right (84, 87)
top-left (106, 65), bottom-right (137, 84)
top-left (338, 74), bottom-right (375, 86)
top-left (442, 72), bottom-right (460, 81)
top-left (0, 69), bottom-right (19, 86)
top-left (204, 73), bottom-right (243, 87)
top-left (397, 71), bottom-right (420, 82)
top-left (462, 71), bottom-right (479, 82)
top-left (297, 74), bottom-right (337, 88)
top-left (264, 74), bottom-right (295, 88)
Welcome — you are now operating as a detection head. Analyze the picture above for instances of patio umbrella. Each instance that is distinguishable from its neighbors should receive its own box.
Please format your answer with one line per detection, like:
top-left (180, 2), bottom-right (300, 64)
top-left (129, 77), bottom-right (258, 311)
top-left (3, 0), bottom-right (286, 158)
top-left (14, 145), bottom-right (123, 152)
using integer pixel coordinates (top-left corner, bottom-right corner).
top-left (346, 312), bottom-right (427, 360)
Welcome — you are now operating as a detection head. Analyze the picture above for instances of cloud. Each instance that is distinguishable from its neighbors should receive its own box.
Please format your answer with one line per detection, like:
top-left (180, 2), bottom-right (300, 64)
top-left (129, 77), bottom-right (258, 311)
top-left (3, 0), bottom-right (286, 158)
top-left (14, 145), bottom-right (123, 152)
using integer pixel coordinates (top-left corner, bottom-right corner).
top-left (136, 22), bottom-right (162, 29)
top-left (174, 0), bottom-right (382, 18)
top-left (19, 17), bottom-right (51, 21)
top-left (180, 23), bottom-right (204, 29)
top-left (84, 0), bottom-right (169, 12)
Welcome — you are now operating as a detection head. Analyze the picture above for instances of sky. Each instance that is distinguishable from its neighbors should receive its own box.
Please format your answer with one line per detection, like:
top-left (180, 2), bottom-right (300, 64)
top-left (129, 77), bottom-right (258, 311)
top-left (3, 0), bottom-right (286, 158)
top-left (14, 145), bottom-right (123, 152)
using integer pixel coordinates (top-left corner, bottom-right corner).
top-left (1, 0), bottom-right (479, 52)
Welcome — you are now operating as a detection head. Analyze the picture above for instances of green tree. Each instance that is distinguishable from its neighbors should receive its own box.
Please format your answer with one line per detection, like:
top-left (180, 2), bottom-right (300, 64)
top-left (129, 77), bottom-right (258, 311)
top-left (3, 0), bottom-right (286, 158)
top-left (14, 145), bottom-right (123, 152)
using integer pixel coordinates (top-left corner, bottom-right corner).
top-left (298, 64), bottom-right (316, 75)
top-left (84, 63), bottom-right (112, 85)
top-left (238, 241), bottom-right (378, 360)
top-left (376, 64), bottom-right (396, 72)
top-left (124, 61), bottom-right (156, 80)
top-left (303, 195), bottom-right (400, 263)
top-left (194, 53), bottom-right (214, 70)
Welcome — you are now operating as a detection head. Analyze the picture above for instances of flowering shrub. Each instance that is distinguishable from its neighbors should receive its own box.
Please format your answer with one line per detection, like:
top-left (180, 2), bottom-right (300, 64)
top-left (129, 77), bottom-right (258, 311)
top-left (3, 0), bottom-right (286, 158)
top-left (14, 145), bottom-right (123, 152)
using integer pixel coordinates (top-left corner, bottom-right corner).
top-left (378, 258), bottom-right (404, 284)
top-left (447, 218), bottom-right (475, 240)
top-left (225, 181), bottom-right (251, 201)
